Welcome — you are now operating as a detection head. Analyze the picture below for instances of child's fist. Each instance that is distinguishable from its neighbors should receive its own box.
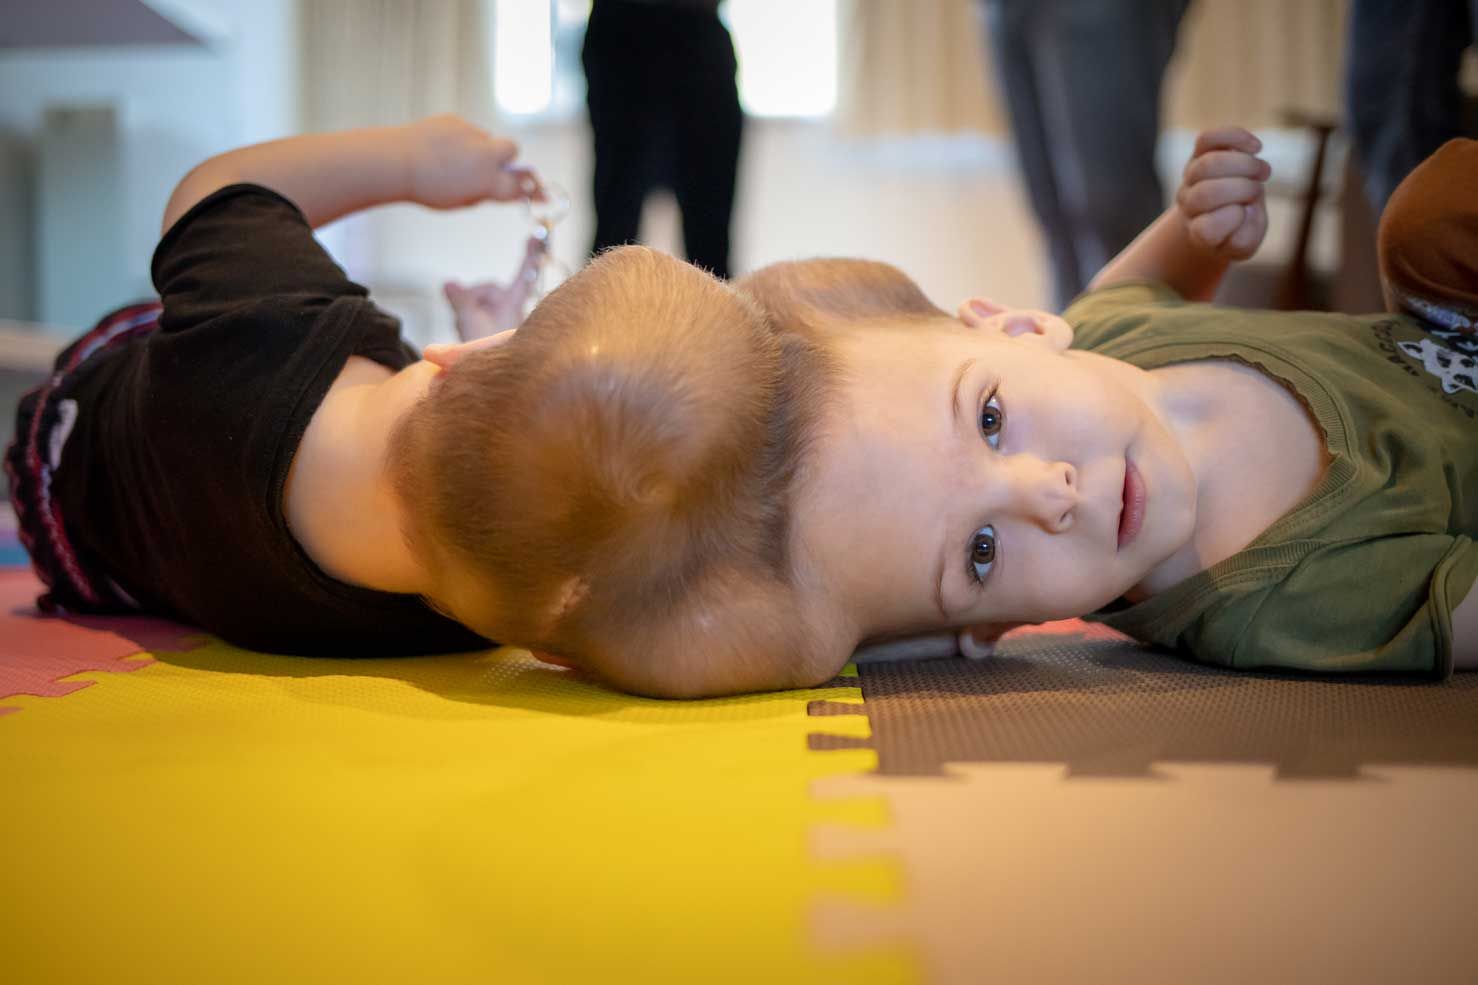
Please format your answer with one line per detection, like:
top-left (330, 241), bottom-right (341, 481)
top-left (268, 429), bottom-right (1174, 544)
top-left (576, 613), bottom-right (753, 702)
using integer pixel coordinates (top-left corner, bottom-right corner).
top-left (1177, 127), bottom-right (1271, 261)
top-left (404, 114), bottom-right (540, 210)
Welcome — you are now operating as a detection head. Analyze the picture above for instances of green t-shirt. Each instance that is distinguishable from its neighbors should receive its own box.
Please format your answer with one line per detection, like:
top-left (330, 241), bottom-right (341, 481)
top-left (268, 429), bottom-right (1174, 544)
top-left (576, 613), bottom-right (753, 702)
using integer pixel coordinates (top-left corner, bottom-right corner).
top-left (1065, 281), bottom-right (1478, 680)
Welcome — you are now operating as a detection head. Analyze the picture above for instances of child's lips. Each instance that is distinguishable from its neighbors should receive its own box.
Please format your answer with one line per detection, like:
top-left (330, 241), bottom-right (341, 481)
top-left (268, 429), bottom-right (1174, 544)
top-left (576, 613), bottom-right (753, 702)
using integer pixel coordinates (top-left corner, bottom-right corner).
top-left (1118, 459), bottom-right (1146, 550)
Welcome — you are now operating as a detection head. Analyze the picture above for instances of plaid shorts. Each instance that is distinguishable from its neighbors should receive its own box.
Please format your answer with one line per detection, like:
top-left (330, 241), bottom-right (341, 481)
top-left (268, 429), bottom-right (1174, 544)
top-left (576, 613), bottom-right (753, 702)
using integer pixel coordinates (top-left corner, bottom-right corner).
top-left (4, 301), bottom-right (162, 614)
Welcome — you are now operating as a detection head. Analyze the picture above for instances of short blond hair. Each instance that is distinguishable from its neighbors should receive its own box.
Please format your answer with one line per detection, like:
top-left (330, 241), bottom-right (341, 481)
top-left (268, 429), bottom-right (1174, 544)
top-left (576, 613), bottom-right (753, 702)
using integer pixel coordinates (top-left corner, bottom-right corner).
top-left (390, 247), bottom-right (838, 696)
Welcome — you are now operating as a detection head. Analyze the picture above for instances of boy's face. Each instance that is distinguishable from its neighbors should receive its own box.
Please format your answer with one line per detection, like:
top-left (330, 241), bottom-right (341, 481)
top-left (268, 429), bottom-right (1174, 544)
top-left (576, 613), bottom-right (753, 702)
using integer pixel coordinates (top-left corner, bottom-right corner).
top-left (792, 306), bottom-right (1199, 650)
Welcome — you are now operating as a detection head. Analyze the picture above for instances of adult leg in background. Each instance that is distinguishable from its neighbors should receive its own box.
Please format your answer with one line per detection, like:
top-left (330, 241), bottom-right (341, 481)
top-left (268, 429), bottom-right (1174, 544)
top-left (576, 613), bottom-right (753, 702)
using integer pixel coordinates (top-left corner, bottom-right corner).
top-left (1345, 0), bottom-right (1475, 213)
top-left (981, 0), bottom-right (1190, 310)
top-left (669, 6), bottom-right (743, 279)
top-left (582, 0), bottom-right (663, 256)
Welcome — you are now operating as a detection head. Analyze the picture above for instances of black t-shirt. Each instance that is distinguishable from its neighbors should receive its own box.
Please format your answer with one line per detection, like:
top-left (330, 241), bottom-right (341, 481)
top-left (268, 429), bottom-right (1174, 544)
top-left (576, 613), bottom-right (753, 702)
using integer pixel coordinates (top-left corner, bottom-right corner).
top-left (51, 183), bottom-right (491, 656)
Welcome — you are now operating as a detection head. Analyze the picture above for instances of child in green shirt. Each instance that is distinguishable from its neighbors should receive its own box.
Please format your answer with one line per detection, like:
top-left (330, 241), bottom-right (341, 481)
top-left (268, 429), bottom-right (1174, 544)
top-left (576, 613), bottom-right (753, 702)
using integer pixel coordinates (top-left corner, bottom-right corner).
top-left (439, 126), bottom-right (1477, 695)
top-left (730, 131), bottom-right (1478, 689)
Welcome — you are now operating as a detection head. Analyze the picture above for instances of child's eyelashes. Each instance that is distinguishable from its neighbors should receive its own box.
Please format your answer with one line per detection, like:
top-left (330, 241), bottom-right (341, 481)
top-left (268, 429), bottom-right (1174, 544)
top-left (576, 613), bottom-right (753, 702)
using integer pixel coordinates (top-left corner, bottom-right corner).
top-left (968, 524), bottom-right (997, 584)
top-left (980, 387), bottom-right (1004, 449)
top-left (969, 385), bottom-right (1003, 587)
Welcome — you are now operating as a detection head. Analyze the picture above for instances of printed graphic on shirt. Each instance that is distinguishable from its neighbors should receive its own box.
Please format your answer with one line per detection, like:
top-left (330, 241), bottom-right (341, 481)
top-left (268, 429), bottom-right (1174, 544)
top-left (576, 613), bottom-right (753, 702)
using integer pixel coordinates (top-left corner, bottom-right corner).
top-left (1374, 319), bottom-right (1478, 419)
top-left (1396, 337), bottom-right (1478, 395)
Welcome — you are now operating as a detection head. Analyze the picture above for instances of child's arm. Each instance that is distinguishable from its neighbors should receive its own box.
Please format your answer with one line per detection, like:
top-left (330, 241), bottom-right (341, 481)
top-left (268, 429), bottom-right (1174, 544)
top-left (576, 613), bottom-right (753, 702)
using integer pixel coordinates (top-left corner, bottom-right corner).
top-left (1088, 127), bottom-right (1271, 302)
top-left (161, 114), bottom-right (535, 234)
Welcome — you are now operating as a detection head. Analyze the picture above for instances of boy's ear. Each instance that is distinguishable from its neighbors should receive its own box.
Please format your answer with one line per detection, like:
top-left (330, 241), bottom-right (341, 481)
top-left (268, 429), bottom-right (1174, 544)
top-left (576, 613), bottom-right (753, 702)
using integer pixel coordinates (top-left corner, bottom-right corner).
top-left (998, 310), bottom-right (1073, 350)
top-left (957, 299), bottom-right (1074, 352)
top-left (956, 297), bottom-right (1008, 328)
top-left (422, 329), bottom-right (517, 370)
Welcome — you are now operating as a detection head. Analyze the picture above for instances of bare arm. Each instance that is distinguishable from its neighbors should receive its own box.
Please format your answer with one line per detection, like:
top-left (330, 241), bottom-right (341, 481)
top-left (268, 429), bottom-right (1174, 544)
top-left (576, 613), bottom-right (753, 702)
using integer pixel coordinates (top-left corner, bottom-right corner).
top-left (1089, 127), bottom-right (1271, 302)
top-left (161, 114), bottom-right (533, 234)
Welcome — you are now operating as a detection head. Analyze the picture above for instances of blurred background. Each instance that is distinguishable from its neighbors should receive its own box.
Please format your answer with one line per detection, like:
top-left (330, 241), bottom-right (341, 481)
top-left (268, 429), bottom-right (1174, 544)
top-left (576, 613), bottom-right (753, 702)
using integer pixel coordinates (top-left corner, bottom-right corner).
top-left (0, 0), bottom-right (1474, 410)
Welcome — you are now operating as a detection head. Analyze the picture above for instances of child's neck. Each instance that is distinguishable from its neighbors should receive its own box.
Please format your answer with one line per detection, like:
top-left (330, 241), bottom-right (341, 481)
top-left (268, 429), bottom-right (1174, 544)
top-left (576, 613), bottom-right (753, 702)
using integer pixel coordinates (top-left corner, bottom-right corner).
top-left (1129, 359), bottom-right (1329, 600)
top-left (283, 357), bottom-right (442, 596)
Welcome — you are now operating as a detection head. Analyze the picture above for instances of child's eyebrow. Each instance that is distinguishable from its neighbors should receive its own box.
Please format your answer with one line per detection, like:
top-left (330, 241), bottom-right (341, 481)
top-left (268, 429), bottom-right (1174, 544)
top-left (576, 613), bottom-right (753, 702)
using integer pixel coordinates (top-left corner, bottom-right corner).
top-left (950, 358), bottom-right (977, 433)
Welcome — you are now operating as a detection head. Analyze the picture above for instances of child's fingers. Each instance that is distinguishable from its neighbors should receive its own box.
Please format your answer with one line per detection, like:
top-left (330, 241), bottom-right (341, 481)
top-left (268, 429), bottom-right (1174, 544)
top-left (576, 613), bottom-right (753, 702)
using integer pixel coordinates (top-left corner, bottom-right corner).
top-left (1179, 176), bottom-right (1264, 215)
top-left (521, 233), bottom-right (548, 266)
top-left (505, 235), bottom-right (546, 304)
top-left (488, 163), bottom-right (540, 203)
top-left (1187, 203), bottom-right (1245, 249)
top-left (467, 282), bottom-right (512, 305)
top-left (1184, 149), bottom-right (1271, 185)
top-left (1225, 200), bottom-right (1266, 257)
top-left (1193, 126), bottom-right (1262, 158)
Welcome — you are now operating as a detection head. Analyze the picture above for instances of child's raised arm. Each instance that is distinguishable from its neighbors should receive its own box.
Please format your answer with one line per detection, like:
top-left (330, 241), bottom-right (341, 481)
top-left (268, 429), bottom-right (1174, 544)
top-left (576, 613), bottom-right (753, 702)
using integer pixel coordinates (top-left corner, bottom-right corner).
top-left (161, 114), bottom-right (536, 234)
top-left (1088, 127), bottom-right (1271, 302)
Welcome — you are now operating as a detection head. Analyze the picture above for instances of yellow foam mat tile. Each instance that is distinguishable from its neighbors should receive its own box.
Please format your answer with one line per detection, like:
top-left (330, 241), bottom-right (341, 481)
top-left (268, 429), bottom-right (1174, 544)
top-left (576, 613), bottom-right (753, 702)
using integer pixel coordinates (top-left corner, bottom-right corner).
top-left (0, 642), bottom-right (918, 985)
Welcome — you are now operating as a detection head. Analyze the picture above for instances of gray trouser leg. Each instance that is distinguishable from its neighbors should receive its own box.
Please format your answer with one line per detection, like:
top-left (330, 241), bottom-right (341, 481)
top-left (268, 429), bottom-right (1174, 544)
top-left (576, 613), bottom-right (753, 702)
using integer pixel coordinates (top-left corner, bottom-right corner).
top-left (983, 0), bottom-right (1189, 309)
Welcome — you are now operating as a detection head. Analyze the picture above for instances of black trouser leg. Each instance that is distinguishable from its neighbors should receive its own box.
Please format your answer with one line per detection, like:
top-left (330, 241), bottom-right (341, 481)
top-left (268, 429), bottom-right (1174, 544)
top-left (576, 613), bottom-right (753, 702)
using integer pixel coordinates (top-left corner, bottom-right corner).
top-left (670, 13), bottom-right (743, 278)
top-left (582, 2), bottom-right (657, 256)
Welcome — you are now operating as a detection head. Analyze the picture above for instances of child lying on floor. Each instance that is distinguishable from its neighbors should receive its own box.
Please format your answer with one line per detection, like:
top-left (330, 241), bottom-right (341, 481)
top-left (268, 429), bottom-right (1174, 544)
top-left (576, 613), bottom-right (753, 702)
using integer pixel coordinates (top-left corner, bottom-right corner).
top-left (738, 130), bottom-right (1478, 690)
top-left (428, 126), bottom-right (1478, 696)
top-left (6, 113), bottom-right (825, 678)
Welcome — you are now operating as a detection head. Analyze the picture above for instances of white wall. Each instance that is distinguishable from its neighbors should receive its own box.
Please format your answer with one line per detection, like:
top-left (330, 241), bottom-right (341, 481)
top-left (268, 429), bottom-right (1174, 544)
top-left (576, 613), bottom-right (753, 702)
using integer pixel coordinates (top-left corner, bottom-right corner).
top-left (0, 0), bottom-right (300, 328)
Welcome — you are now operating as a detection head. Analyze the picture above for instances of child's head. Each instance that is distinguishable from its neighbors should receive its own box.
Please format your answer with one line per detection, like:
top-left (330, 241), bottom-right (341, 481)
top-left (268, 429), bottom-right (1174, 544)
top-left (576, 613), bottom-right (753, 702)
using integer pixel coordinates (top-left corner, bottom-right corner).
top-left (389, 246), bottom-right (846, 697)
top-left (736, 258), bottom-right (1198, 659)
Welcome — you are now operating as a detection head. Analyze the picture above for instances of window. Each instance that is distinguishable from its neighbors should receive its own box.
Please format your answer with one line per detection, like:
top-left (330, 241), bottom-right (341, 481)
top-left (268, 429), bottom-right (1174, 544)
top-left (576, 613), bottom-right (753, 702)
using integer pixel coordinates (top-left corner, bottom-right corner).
top-left (492, 0), bottom-right (838, 119)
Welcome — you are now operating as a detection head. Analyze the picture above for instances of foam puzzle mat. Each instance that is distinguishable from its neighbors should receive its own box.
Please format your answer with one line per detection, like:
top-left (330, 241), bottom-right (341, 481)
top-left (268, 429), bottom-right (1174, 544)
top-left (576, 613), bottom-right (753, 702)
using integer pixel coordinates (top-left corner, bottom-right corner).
top-left (3, 503), bottom-right (1476, 984)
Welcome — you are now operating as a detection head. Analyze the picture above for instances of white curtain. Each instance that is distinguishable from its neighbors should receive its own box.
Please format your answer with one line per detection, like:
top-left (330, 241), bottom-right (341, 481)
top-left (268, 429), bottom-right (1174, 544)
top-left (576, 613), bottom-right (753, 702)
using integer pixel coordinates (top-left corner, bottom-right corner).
top-left (300, 0), bottom-right (493, 132)
top-left (1165, 0), bottom-right (1349, 130)
top-left (836, 0), bottom-right (1352, 137)
top-left (835, 0), bottom-right (1004, 137)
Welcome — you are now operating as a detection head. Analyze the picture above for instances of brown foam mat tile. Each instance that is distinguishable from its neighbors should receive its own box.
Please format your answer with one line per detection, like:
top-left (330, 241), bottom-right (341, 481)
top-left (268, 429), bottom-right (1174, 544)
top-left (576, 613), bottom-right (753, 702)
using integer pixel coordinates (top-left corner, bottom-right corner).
top-left (846, 623), bottom-right (1478, 779)
top-left (805, 624), bottom-right (1478, 984)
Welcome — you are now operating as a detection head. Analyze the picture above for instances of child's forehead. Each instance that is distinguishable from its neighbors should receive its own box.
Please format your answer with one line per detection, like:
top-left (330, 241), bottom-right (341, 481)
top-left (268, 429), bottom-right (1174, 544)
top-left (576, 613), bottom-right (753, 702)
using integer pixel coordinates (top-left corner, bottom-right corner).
top-left (834, 317), bottom-right (989, 376)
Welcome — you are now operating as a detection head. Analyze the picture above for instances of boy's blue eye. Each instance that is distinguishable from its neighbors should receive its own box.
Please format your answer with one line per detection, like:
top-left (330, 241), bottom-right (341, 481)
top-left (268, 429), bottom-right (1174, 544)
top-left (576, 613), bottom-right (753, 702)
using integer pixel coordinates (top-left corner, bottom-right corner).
top-left (968, 525), bottom-right (997, 584)
top-left (980, 392), bottom-right (1004, 449)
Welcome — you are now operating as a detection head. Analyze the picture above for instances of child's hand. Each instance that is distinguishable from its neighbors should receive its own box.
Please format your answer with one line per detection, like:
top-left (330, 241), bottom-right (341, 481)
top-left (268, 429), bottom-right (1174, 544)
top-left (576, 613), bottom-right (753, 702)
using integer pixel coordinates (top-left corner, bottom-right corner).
top-left (441, 235), bottom-right (547, 343)
top-left (1177, 127), bottom-right (1271, 261)
top-left (404, 114), bottom-right (540, 210)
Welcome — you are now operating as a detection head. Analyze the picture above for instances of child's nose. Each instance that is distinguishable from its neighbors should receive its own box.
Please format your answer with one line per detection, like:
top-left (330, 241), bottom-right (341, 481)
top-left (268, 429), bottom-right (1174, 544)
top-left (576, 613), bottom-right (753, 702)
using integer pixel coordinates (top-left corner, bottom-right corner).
top-left (1007, 457), bottom-right (1078, 532)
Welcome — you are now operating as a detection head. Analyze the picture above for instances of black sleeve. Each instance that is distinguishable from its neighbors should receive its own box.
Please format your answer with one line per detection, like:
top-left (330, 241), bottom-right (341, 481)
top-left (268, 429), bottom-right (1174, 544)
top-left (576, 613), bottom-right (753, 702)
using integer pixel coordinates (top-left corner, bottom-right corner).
top-left (150, 183), bottom-right (369, 335)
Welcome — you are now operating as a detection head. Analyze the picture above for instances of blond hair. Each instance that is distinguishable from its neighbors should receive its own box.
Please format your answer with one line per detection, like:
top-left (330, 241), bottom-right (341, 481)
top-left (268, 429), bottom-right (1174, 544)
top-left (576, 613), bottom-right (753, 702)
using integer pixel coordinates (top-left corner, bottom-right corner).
top-left (390, 247), bottom-right (837, 695)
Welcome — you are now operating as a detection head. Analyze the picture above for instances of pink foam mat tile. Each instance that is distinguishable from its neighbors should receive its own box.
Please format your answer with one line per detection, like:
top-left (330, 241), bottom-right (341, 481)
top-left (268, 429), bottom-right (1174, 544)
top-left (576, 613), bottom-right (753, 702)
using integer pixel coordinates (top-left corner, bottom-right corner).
top-left (1, 569), bottom-right (199, 712)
